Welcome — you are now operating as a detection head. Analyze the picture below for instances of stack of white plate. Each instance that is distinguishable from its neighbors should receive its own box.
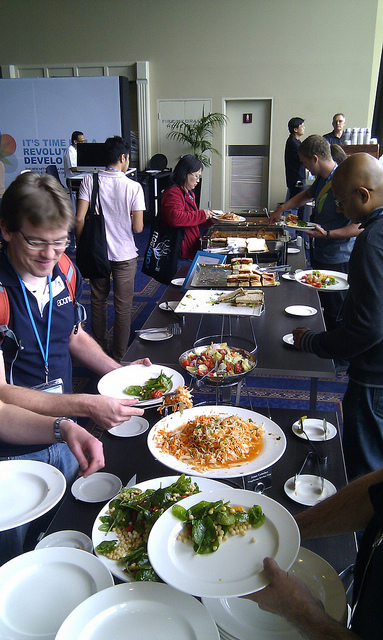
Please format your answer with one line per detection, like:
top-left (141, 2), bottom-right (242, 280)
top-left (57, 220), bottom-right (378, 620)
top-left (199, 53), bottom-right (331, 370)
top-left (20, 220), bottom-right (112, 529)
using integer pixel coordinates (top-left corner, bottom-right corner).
top-left (202, 547), bottom-right (347, 640)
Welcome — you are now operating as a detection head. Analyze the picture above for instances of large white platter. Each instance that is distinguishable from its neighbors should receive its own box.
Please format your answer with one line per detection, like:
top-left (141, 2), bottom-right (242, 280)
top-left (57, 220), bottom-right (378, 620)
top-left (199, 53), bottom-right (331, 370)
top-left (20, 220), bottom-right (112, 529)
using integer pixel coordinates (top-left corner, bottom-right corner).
top-left (295, 269), bottom-right (349, 291)
top-left (97, 364), bottom-right (185, 407)
top-left (92, 475), bottom-right (228, 582)
top-left (201, 546), bottom-right (347, 639)
top-left (0, 547), bottom-right (113, 640)
top-left (147, 405), bottom-right (286, 478)
top-left (0, 460), bottom-right (66, 531)
top-left (56, 582), bottom-right (219, 640)
top-left (175, 289), bottom-right (264, 316)
top-left (148, 488), bottom-right (300, 598)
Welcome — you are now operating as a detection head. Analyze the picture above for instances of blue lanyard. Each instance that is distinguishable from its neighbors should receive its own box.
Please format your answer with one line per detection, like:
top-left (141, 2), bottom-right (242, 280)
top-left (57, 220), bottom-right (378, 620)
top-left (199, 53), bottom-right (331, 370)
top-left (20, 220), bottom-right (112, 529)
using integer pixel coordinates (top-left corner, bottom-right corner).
top-left (314, 164), bottom-right (337, 202)
top-left (17, 273), bottom-right (53, 383)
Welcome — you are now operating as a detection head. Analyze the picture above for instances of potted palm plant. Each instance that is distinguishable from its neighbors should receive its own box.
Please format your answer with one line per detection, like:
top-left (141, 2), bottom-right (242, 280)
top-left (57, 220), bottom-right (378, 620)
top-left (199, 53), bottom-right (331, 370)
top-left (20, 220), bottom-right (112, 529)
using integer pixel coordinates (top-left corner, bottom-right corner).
top-left (166, 109), bottom-right (228, 167)
top-left (166, 109), bottom-right (227, 205)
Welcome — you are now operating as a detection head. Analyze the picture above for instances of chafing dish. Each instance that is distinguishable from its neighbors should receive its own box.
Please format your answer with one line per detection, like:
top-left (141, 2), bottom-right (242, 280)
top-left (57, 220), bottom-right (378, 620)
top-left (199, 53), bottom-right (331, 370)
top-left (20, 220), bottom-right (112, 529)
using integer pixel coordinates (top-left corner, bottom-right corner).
top-left (201, 223), bottom-right (289, 264)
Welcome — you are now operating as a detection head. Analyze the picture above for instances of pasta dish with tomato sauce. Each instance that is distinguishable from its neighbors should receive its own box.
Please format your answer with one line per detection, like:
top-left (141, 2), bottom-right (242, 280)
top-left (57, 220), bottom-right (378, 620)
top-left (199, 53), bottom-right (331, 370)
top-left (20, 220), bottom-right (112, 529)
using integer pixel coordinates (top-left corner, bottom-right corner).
top-left (153, 413), bottom-right (265, 472)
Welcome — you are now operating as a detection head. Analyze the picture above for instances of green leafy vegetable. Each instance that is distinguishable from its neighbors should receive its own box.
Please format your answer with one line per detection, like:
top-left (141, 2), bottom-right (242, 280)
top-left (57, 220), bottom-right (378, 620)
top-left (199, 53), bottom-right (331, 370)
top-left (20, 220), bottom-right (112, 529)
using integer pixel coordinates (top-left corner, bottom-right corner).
top-left (123, 370), bottom-right (173, 400)
top-left (172, 498), bottom-right (266, 554)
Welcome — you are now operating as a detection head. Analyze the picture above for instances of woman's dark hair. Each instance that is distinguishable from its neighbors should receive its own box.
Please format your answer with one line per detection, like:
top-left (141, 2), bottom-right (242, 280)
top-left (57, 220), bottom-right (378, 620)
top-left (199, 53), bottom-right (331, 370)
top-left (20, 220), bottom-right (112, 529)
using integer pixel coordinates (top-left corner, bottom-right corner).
top-left (169, 155), bottom-right (203, 187)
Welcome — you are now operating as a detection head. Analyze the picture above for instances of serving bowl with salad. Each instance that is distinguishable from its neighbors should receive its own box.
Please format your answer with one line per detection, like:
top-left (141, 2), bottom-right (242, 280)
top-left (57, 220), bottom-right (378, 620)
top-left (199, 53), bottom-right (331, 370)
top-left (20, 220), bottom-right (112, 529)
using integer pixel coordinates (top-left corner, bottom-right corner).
top-left (179, 342), bottom-right (257, 385)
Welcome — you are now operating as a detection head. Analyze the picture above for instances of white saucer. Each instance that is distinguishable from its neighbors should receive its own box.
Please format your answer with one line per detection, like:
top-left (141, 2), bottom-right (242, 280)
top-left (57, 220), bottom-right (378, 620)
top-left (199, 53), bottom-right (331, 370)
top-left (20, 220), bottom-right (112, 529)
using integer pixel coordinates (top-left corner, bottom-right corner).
top-left (71, 472), bottom-right (122, 503)
top-left (138, 330), bottom-right (173, 341)
top-left (282, 333), bottom-right (294, 346)
top-left (287, 247), bottom-right (300, 254)
top-left (158, 301), bottom-right (179, 312)
top-left (284, 474), bottom-right (337, 506)
top-left (285, 305), bottom-right (317, 317)
top-left (292, 418), bottom-right (337, 441)
top-left (108, 416), bottom-right (149, 437)
top-left (282, 273), bottom-right (296, 280)
top-left (36, 530), bottom-right (93, 553)
top-left (171, 278), bottom-right (185, 287)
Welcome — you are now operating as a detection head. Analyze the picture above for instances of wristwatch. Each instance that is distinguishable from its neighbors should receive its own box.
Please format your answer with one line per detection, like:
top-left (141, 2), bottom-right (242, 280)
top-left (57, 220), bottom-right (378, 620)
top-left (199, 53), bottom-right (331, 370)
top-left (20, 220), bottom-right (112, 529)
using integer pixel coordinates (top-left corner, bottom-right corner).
top-left (326, 229), bottom-right (331, 238)
top-left (54, 417), bottom-right (75, 443)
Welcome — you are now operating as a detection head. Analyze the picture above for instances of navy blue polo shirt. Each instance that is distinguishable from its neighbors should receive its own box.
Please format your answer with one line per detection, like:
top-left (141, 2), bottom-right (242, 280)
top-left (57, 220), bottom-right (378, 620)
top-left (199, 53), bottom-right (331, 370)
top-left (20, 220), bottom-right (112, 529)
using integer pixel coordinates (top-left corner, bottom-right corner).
top-left (0, 250), bottom-right (83, 456)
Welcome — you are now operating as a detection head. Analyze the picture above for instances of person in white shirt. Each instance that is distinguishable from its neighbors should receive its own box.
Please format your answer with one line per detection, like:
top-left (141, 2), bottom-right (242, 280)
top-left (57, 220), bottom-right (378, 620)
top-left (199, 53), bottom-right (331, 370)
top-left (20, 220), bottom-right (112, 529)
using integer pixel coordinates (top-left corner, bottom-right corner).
top-left (76, 136), bottom-right (145, 362)
top-left (63, 130), bottom-right (86, 179)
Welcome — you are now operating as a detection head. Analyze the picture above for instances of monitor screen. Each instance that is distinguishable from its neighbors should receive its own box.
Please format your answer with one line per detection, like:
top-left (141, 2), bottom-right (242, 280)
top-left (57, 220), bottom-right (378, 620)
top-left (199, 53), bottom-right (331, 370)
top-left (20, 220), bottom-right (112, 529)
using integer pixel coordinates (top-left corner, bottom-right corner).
top-left (77, 143), bottom-right (106, 171)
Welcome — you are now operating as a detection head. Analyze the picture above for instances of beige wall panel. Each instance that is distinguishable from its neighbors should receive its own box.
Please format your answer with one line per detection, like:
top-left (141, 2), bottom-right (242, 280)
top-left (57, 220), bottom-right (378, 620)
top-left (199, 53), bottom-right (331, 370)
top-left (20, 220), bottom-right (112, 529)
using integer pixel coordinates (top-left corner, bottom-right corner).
top-left (0, 0), bottom-right (381, 207)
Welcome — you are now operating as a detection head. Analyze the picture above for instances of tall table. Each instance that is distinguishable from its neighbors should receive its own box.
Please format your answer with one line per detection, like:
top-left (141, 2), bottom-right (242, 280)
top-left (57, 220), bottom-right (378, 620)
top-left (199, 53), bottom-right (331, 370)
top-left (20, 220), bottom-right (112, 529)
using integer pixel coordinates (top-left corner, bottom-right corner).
top-left (124, 259), bottom-right (335, 410)
top-left (44, 406), bottom-right (356, 576)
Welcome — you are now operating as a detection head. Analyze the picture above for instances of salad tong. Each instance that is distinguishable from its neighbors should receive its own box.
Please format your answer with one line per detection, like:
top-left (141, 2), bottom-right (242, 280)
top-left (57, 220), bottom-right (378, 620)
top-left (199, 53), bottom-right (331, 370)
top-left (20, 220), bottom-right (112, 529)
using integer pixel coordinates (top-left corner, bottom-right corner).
top-left (293, 451), bottom-right (324, 493)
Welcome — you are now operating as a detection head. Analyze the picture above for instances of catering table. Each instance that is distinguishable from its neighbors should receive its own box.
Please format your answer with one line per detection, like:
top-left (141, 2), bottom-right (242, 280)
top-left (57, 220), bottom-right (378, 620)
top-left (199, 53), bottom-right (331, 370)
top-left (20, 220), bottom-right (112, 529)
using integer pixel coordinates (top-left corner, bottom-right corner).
top-left (44, 405), bottom-right (356, 577)
top-left (123, 244), bottom-right (335, 411)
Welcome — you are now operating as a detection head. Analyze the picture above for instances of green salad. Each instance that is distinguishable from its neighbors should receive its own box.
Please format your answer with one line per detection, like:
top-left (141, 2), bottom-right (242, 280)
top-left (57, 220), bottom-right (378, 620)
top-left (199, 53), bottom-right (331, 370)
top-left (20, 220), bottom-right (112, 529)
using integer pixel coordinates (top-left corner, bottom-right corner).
top-left (173, 498), bottom-right (266, 554)
top-left (180, 342), bottom-right (254, 378)
top-left (96, 475), bottom-right (200, 581)
top-left (123, 370), bottom-right (173, 400)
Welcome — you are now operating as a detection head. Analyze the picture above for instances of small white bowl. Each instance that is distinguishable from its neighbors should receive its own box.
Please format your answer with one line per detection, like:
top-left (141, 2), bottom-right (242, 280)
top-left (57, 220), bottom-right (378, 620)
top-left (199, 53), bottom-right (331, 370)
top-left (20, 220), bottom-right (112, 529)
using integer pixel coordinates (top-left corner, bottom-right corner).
top-left (36, 530), bottom-right (93, 553)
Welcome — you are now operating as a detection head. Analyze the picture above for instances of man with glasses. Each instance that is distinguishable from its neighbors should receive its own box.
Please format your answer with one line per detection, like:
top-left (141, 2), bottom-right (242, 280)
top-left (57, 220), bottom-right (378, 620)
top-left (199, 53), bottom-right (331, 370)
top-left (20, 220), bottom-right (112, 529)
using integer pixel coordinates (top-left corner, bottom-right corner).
top-left (0, 171), bottom-right (149, 561)
top-left (323, 113), bottom-right (346, 146)
top-left (293, 153), bottom-right (383, 481)
top-left (0, 171), bottom-right (148, 462)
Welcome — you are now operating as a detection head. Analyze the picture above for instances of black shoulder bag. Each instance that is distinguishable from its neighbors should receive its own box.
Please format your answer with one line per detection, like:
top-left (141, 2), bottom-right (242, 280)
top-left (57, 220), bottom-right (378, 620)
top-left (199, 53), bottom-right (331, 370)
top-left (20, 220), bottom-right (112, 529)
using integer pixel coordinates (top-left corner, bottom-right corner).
top-left (142, 213), bottom-right (184, 285)
top-left (76, 173), bottom-right (111, 279)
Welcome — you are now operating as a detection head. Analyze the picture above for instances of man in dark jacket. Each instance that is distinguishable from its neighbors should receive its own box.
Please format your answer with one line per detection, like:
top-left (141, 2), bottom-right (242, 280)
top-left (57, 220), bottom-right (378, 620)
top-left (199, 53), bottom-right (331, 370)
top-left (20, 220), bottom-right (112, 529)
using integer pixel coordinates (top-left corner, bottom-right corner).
top-left (293, 153), bottom-right (383, 480)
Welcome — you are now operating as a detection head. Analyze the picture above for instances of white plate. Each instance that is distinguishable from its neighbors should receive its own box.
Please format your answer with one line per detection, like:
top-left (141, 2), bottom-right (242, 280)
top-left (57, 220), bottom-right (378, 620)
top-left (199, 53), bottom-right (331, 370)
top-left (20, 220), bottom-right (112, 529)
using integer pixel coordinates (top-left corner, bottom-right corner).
top-left (202, 547), bottom-right (346, 640)
top-left (212, 212), bottom-right (247, 223)
top-left (56, 582), bottom-right (219, 640)
top-left (148, 489), bottom-right (300, 598)
top-left (71, 472), bottom-right (122, 503)
top-left (295, 269), bottom-right (349, 291)
top-left (92, 475), bottom-right (228, 583)
top-left (171, 277), bottom-right (185, 287)
top-left (147, 405), bottom-right (286, 478)
top-left (0, 547), bottom-right (113, 640)
top-left (287, 247), bottom-right (300, 254)
top-left (292, 418), bottom-right (337, 441)
top-left (36, 530), bottom-right (93, 552)
top-left (0, 460), bottom-right (66, 531)
top-left (139, 330), bottom-right (173, 341)
top-left (108, 416), bottom-right (149, 437)
top-left (285, 305), bottom-right (317, 317)
top-left (158, 300), bottom-right (179, 311)
top-left (284, 221), bottom-right (316, 230)
top-left (283, 333), bottom-right (294, 346)
top-left (97, 364), bottom-right (185, 407)
top-left (175, 289), bottom-right (264, 317)
top-left (284, 474), bottom-right (337, 506)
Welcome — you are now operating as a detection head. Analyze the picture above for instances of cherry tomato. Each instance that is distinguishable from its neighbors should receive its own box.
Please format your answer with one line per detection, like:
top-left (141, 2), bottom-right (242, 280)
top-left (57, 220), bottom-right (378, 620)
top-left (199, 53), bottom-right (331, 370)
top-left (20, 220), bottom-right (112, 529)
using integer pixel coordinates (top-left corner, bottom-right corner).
top-left (313, 283), bottom-right (322, 288)
top-left (234, 362), bottom-right (242, 373)
top-left (151, 389), bottom-right (163, 398)
top-left (182, 359), bottom-right (191, 368)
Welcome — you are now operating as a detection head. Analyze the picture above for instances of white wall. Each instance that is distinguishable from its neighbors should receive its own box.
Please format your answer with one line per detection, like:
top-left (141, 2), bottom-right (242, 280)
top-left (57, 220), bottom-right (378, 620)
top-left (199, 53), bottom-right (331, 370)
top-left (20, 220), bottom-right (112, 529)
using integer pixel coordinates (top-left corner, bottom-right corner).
top-left (0, 0), bottom-right (382, 207)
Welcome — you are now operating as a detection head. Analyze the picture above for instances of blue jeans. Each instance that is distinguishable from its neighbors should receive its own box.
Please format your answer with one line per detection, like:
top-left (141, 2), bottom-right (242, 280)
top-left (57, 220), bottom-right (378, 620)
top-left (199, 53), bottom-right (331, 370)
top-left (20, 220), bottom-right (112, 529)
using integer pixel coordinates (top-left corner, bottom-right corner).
top-left (342, 380), bottom-right (383, 481)
top-left (0, 444), bottom-right (79, 565)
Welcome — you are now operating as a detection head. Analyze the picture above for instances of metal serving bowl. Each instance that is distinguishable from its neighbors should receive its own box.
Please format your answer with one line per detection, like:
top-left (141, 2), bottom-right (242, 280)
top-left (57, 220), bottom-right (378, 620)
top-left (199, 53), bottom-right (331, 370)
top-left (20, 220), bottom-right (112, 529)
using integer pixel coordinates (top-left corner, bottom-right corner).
top-left (178, 342), bottom-right (257, 387)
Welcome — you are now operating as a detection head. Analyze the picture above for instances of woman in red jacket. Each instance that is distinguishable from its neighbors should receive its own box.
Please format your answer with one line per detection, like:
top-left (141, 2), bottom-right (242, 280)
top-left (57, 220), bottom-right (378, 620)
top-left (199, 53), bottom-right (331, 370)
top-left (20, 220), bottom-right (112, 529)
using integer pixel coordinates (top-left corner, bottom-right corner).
top-left (160, 155), bottom-right (213, 260)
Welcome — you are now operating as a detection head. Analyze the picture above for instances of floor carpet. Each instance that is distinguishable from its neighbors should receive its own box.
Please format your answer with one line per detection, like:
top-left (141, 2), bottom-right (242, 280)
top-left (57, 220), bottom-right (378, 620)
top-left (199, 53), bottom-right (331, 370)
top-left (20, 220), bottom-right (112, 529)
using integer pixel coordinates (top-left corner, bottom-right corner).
top-left (70, 224), bottom-right (348, 432)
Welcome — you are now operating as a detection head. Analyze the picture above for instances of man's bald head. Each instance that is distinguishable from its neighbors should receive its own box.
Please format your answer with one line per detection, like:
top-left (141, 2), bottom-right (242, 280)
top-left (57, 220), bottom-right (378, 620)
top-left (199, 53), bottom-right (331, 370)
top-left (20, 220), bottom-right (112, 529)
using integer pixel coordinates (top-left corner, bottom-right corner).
top-left (332, 153), bottom-right (383, 223)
